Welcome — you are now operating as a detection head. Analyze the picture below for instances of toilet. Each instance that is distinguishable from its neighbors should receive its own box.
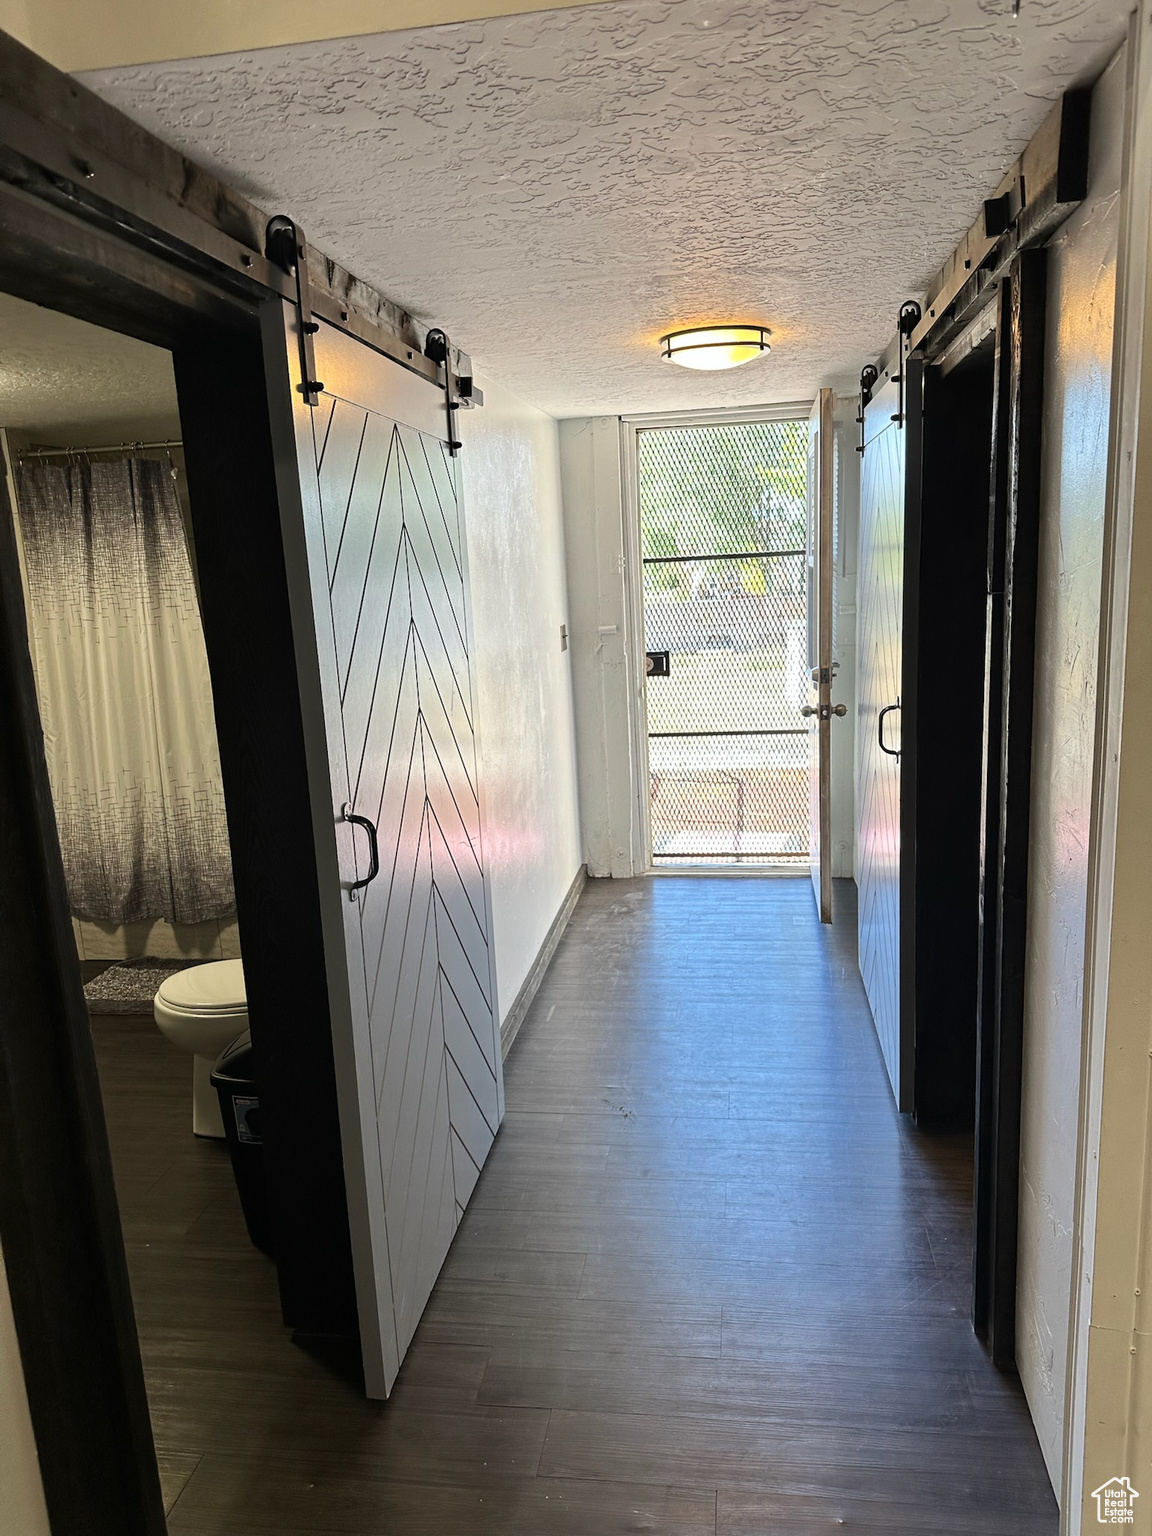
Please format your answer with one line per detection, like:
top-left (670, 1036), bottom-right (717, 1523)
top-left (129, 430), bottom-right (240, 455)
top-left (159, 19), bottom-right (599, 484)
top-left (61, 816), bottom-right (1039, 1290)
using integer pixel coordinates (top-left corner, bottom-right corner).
top-left (153, 960), bottom-right (248, 1138)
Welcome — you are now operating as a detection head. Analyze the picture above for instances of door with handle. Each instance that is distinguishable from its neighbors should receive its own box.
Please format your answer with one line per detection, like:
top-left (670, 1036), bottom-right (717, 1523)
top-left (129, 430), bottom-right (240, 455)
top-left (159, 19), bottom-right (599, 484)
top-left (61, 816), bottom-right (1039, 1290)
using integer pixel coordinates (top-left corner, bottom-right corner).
top-left (271, 302), bottom-right (503, 1397)
top-left (805, 388), bottom-right (836, 921)
top-left (878, 700), bottom-right (901, 760)
top-left (857, 367), bottom-right (914, 1109)
top-left (342, 804), bottom-right (381, 893)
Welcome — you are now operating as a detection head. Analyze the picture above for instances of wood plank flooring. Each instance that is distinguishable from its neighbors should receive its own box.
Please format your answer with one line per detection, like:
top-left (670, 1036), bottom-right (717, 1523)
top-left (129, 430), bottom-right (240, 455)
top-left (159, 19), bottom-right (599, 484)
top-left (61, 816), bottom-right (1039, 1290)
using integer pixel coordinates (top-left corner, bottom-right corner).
top-left (90, 876), bottom-right (1058, 1533)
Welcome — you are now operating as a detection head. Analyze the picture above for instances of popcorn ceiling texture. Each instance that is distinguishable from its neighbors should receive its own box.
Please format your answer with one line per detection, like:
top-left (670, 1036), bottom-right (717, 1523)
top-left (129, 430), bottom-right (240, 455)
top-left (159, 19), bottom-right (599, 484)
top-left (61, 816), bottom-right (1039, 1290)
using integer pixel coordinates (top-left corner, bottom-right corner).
top-left (0, 291), bottom-right (180, 439)
top-left (83, 0), bottom-right (1130, 417)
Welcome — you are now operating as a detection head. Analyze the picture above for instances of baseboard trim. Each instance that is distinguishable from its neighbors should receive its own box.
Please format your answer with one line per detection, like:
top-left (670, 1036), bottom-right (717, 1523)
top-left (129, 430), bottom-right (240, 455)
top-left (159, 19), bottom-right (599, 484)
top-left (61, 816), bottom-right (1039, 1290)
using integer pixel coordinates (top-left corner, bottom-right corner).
top-left (646, 865), bottom-right (809, 879)
top-left (500, 863), bottom-right (587, 1060)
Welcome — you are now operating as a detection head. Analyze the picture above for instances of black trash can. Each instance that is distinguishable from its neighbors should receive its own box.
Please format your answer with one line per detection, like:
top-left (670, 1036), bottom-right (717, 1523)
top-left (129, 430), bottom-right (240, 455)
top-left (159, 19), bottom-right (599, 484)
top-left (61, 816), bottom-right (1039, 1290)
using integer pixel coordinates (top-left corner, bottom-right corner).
top-left (210, 1030), bottom-right (273, 1256)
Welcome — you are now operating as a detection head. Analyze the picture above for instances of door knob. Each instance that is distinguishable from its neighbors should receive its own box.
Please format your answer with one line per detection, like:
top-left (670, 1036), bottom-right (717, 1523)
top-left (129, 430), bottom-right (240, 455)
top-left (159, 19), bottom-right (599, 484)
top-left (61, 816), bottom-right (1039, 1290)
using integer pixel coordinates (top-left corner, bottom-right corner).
top-left (802, 703), bottom-right (849, 721)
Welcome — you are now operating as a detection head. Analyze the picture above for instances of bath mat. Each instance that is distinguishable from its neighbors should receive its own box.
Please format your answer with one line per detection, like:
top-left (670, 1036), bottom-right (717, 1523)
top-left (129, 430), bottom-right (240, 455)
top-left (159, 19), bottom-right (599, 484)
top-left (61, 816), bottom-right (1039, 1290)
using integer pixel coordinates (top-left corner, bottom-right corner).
top-left (84, 959), bottom-right (201, 1014)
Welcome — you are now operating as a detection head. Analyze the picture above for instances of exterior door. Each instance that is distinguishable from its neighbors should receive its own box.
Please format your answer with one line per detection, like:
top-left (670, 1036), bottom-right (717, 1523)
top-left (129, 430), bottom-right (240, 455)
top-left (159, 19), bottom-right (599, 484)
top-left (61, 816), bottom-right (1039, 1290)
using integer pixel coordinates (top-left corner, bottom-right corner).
top-left (273, 306), bottom-right (503, 1396)
top-left (805, 388), bottom-right (835, 921)
top-left (857, 373), bottom-right (910, 1108)
top-left (636, 418), bottom-right (811, 867)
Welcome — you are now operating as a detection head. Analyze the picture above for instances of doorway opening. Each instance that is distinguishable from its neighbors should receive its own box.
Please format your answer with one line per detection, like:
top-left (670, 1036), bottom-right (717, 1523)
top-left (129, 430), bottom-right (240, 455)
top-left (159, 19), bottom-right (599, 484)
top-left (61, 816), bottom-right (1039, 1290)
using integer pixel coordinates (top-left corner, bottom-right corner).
top-left (635, 415), bottom-right (811, 867)
top-left (0, 263), bottom-right (363, 1526)
top-left (0, 288), bottom-right (302, 1514)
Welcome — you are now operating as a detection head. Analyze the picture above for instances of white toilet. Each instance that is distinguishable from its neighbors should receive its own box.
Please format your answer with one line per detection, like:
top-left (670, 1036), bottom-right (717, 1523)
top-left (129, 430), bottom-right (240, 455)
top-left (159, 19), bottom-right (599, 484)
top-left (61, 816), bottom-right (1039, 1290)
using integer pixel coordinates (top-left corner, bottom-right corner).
top-left (153, 960), bottom-right (248, 1138)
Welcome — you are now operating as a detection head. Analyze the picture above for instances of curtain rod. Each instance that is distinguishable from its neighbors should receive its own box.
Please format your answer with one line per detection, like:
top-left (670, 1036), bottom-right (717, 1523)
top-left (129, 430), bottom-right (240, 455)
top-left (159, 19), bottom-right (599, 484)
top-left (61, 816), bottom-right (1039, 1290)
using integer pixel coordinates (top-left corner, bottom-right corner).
top-left (17, 439), bottom-right (183, 460)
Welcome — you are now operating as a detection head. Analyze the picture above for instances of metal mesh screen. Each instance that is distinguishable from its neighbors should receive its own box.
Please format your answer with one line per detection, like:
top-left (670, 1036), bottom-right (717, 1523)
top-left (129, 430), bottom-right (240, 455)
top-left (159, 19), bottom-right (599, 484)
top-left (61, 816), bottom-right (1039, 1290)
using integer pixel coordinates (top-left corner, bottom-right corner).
top-left (638, 420), bottom-right (810, 864)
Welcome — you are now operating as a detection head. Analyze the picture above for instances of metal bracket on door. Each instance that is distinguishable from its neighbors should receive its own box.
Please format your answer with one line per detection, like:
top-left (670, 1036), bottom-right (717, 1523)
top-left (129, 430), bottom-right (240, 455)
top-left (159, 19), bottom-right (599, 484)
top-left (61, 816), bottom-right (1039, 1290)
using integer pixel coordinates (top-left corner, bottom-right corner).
top-left (266, 215), bottom-right (324, 406)
top-left (424, 327), bottom-right (463, 456)
top-left (891, 302), bottom-right (922, 428)
top-left (342, 803), bottom-right (380, 901)
top-left (856, 364), bottom-right (879, 454)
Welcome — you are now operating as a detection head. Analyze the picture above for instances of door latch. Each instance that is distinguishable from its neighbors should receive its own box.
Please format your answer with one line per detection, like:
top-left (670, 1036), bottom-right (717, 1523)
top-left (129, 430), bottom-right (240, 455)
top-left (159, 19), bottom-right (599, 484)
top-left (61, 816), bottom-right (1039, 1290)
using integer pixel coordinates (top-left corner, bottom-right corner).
top-left (801, 703), bottom-right (848, 721)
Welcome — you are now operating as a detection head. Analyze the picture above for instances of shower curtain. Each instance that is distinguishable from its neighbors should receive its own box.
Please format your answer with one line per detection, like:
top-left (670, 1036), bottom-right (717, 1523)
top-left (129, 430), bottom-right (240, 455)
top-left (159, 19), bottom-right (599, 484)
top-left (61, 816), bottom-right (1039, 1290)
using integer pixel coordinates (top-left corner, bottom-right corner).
top-left (16, 456), bottom-right (235, 925)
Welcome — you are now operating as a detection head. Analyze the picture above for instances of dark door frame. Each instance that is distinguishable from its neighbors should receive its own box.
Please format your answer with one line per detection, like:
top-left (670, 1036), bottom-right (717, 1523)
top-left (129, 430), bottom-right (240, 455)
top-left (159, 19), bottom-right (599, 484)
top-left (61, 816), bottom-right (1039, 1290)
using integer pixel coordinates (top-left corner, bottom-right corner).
top-left (0, 156), bottom-right (349, 1536)
top-left (856, 86), bottom-right (1090, 1367)
top-left (0, 28), bottom-right (466, 1534)
top-left (908, 315), bottom-right (996, 1133)
top-left (972, 251), bottom-right (1049, 1365)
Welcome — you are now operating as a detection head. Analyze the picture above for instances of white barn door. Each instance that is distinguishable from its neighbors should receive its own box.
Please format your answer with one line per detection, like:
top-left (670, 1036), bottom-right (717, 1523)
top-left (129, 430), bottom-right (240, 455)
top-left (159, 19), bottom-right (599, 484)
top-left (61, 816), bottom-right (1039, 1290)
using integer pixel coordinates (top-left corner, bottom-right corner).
top-left (274, 305), bottom-right (503, 1396)
top-left (856, 373), bottom-right (909, 1108)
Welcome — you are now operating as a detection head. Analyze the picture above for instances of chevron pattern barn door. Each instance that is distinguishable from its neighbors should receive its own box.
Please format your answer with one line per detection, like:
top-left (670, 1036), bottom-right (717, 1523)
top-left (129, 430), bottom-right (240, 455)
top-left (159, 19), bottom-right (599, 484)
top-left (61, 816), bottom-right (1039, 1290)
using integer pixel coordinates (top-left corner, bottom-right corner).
top-left (857, 390), bottom-right (906, 1107)
top-left (282, 313), bottom-right (502, 1396)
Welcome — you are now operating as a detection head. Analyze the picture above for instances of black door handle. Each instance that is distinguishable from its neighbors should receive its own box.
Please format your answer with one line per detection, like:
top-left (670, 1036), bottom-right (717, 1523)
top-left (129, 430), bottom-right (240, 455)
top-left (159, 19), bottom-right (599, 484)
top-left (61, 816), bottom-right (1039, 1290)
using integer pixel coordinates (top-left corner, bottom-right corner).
top-left (342, 803), bottom-right (380, 898)
top-left (878, 700), bottom-right (902, 761)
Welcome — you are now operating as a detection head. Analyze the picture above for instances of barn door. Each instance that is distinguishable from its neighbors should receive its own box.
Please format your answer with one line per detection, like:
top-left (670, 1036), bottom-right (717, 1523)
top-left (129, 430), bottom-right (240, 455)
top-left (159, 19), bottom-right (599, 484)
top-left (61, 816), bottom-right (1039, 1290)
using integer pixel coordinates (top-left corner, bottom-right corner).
top-left (805, 388), bottom-right (835, 921)
top-left (270, 303), bottom-right (503, 1397)
top-left (856, 369), bottom-right (915, 1109)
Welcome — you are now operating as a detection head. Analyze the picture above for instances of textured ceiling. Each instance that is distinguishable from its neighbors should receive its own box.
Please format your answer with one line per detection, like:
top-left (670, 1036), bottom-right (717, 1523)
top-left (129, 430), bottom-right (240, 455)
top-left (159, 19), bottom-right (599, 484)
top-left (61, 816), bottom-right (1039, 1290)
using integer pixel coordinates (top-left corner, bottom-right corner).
top-left (82, 0), bottom-right (1130, 417)
top-left (0, 291), bottom-right (180, 441)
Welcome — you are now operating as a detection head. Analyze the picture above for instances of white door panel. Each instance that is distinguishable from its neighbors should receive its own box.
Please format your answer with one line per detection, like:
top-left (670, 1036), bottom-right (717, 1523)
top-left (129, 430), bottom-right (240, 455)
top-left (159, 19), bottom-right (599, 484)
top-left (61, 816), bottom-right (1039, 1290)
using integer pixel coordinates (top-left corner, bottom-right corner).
top-left (276, 304), bottom-right (503, 1396)
top-left (857, 378), bottom-right (905, 1107)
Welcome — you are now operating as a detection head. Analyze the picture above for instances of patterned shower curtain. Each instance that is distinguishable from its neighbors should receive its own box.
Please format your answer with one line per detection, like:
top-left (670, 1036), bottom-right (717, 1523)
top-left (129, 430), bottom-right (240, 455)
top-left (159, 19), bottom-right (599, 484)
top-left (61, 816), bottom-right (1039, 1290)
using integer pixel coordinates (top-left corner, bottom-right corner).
top-left (16, 457), bottom-right (235, 924)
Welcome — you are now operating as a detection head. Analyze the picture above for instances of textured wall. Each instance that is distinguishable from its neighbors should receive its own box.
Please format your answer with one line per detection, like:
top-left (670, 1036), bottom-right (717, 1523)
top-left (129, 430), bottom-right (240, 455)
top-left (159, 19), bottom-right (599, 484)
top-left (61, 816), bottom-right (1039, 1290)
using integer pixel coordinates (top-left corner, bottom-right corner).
top-left (559, 417), bottom-right (643, 878)
top-left (83, 0), bottom-right (1129, 418)
top-left (459, 378), bottom-right (582, 1014)
top-left (832, 396), bottom-right (859, 879)
top-left (1018, 42), bottom-right (1124, 1497)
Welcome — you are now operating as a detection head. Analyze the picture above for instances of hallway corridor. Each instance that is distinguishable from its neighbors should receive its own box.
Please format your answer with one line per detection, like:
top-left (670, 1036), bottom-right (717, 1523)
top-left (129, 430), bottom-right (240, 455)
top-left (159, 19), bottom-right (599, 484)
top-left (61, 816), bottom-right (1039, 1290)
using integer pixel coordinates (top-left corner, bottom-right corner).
top-left (111, 877), bottom-right (1057, 1533)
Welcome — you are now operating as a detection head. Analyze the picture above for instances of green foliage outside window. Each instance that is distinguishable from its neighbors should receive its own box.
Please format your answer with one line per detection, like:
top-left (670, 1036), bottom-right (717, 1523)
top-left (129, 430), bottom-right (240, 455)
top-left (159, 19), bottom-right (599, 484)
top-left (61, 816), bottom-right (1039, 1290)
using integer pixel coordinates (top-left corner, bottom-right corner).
top-left (638, 421), bottom-right (808, 597)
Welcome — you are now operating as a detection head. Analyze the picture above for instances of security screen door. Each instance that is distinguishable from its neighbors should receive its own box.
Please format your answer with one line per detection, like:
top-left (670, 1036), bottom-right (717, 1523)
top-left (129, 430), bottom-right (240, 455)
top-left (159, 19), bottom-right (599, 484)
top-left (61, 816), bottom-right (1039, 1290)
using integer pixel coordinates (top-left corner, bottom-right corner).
top-left (638, 418), bottom-right (811, 866)
top-left (805, 388), bottom-right (836, 921)
top-left (274, 306), bottom-right (503, 1397)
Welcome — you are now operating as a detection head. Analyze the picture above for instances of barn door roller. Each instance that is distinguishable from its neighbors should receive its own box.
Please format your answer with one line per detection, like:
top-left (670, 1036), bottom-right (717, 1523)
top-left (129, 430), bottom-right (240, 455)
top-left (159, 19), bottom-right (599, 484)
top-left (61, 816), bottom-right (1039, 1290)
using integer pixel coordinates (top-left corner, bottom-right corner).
top-left (266, 215), bottom-right (324, 407)
top-left (423, 327), bottom-right (464, 457)
top-left (856, 364), bottom-right (879, 454)
top-left (891, 301), bottom-right (922, 428)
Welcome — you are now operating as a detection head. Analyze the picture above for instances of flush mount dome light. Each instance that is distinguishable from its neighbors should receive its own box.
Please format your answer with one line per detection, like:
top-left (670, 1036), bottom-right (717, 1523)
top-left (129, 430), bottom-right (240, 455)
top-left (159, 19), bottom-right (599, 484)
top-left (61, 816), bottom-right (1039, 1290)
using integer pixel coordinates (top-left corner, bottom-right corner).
top-left (660, 324), bottom-right (771, 371)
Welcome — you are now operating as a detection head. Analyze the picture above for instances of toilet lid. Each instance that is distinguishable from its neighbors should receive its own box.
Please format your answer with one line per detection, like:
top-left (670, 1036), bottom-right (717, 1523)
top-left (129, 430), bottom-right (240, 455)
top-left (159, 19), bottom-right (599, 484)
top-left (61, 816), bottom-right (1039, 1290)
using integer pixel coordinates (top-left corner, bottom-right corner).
top-left (156, 959), bottom-right (246, 1013)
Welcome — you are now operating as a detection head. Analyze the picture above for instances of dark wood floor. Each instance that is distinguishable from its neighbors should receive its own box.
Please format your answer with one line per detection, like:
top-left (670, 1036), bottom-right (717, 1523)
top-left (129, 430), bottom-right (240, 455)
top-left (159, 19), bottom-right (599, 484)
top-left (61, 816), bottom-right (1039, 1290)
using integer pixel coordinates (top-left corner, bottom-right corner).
top-left (91, 876), bottom-right (1058, 1534)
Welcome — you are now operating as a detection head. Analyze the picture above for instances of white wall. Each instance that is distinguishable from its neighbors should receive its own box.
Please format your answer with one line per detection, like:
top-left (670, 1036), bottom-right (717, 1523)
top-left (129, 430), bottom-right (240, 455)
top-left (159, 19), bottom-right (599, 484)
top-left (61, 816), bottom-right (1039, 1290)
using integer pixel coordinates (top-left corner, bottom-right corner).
top-left (558, 417), bottom-right (642, 878)
top-left (832, 396), bottom-right (860, 878)
top-left (1066, 14), bottom-right (1152, 1522)
top-left (459, 377), bottom-right (582, 1020)
top-left (1017, 42), bottom-right (1125, 1497)
top-left (0, 1242), bottom-right (51, 1536)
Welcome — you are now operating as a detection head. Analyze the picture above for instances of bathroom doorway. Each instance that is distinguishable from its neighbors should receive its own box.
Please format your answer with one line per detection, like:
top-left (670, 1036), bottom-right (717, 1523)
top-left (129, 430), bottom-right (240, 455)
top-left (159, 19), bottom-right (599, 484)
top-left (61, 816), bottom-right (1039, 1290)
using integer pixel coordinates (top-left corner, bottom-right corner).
top-left (0, 284), bottom-right (358, 1522)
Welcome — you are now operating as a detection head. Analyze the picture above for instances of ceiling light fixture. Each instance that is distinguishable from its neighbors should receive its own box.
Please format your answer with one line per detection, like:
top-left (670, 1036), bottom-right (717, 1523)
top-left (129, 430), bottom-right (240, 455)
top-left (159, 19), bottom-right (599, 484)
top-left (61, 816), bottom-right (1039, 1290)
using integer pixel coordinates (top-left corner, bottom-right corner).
top-left (659, 324), bottom-right (771, 371)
